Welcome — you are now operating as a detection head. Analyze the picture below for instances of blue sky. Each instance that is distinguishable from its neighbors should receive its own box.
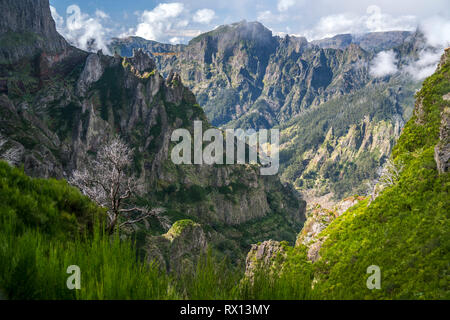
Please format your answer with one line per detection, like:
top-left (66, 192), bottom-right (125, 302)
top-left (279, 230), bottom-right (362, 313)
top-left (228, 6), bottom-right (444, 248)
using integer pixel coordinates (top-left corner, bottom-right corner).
top-left (49, 0), bottom-right (450, 52)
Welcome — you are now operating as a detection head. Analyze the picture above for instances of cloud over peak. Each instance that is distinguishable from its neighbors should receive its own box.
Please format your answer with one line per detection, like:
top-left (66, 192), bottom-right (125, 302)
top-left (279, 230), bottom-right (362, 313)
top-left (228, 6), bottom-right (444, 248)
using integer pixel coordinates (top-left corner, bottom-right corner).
top-left (303, 5), bottom-right (417, 40)
top-left (370, 50), bottom-right (399, 78)
top-left (193, 9), bottom-right (216, 24)
top-left (50, 5), bottom-right (111, 54)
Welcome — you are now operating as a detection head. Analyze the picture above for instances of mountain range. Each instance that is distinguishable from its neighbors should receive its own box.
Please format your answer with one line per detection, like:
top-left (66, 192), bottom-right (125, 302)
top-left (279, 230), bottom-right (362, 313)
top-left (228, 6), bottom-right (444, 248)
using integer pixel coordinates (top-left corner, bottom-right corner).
top-left (111, 21), bottom-right (429, 202)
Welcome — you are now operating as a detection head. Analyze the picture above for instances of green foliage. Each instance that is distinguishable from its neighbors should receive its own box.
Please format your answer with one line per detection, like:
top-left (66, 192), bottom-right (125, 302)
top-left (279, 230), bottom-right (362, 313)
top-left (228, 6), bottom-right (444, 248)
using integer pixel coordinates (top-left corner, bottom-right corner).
top-left (240, 246), bottom-right (315, 300)
top-left (0, 161), bottom-right (104, 236)
top-left (313, 147), bottom-right (449, 299)
top-left (175, 250), bottom-right (241, 299)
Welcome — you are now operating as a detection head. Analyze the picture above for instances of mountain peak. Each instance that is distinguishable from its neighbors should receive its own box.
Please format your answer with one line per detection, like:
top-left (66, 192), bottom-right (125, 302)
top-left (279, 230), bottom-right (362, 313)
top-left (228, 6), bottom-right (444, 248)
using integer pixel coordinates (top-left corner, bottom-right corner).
top-left (188, 20), bottom-right (273, 46)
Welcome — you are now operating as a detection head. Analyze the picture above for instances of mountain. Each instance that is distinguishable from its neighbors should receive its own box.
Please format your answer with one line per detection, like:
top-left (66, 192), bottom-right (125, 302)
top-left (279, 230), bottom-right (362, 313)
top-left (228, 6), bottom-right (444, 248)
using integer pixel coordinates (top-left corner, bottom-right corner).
top-left (111, 21), bottom-right (424, 201)
top-left (244, 48), bottom-right (450, 299)
top-left (0, 0), bottom-right (69, 64)
top-left (0, 1), bottom-right (305, 265)
top-left (311, 31), bottom-right (413, 52)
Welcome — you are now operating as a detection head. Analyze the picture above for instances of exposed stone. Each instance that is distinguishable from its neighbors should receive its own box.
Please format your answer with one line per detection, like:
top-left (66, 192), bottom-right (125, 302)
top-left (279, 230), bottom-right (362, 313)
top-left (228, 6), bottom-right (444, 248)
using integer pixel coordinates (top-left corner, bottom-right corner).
top-left (296, 196), bottom-right (363, 262)
top-left (244, 240), bottom-right (286, 278)
top-left (145, 220), bottom-right (207, 274)
top-left (0, 0), bottom-right (306, 265)
top-left (76, 53), bottom-right (105, 96)
top-left (307, 237), bottom-right (327, 262)
top-left (0, 0), bottom-right (68, 63)
top-left (435, 106), bottom-right (450, 174)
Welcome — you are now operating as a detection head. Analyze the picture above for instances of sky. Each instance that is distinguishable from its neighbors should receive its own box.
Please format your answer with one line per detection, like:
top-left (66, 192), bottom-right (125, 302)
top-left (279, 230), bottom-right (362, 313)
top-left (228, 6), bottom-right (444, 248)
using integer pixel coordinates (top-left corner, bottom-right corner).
top-left (49, 0), bottom-right (450, 54)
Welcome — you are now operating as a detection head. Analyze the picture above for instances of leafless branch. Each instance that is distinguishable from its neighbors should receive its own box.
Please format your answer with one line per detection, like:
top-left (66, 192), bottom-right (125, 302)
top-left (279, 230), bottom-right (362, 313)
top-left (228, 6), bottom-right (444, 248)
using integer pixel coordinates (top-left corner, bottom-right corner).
top-left (69, 137), bottom-right (167, 233)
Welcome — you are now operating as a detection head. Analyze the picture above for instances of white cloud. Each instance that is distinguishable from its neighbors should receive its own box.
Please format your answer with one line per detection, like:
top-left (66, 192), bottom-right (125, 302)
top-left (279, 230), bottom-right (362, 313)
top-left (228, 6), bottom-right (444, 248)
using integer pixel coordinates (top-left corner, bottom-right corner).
top-left (193, 9), bottom-right (216, 24)
top-left (95, 10), bottom-right (109, 20)
top-left (135, 3), bottom-right (185, 40)
top-left (257, 10), bottom-right (286, 23)
top-left (50, 5), bottom-right (111, 54)
top-left (277, 0), bottom-right (296, 12)
top-left (50, 6), bottom-right (64, 30)
top-left (130, 3), bottom-right (206, 43)
top-left (404, 50), bottom-right (442, 80)
top-left (420, 16), bottom-right (450, 48)
top-left (303, 5), bottom-right (417, 40)
top-left (401, 16), bottom-right (450, 80)
top-left (169, 37), bottom-right (181, 44)
top-left (370, 50), bottom-right (398, 77)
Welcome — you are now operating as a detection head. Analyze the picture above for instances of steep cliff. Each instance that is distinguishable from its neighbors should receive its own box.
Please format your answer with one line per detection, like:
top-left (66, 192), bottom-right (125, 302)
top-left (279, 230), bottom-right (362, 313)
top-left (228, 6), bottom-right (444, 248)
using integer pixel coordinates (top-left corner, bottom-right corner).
top-left (0, 0), bottom-right (69, 64)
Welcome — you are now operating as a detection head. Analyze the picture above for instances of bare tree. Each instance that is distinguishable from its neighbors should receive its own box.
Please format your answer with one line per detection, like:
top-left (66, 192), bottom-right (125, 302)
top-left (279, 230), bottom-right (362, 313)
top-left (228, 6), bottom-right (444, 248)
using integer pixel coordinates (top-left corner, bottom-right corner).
top-left (70, 137), bottom-right (170, 233)
top-left (378, 158), bottom-right (404, 188)
top-left (367, 158), bottom-right (404, 205)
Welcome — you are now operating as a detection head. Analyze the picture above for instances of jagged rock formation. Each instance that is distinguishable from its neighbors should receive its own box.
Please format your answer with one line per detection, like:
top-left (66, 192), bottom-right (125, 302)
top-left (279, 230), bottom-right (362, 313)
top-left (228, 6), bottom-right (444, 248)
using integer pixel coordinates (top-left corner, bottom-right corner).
top-left (435, 105), bottom-right (450, 173)
top-left (0, 1), bottom-right (305, 264)
top-left (111, 23), bottom-right (419, 129)
top-left (435, 48), bottom-right (450, 174)
top-left (145, 220), bottom-right (207, 274)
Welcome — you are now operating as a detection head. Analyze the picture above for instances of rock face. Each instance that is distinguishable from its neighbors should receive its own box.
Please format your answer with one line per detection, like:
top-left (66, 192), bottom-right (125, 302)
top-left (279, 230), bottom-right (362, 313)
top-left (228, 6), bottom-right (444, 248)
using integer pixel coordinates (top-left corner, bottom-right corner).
top-left (244, 240), bottom-right (286, 278)
top-left (281, 113), bottom-right (405, 200)
top-left (295, 196), bottom-right (364, 262)
top-left (145, 220), bottom-right (207, 274)
top-left (434, 49), bottom-right (450, 174)
top-left (0, 0), bottom-right (68, 63)
top-left (312, 31), bottom-right (412, 52)
top-left (76, 52), bottom-right (105, 96)
top-left (435, 106), bottom-right (450, 173)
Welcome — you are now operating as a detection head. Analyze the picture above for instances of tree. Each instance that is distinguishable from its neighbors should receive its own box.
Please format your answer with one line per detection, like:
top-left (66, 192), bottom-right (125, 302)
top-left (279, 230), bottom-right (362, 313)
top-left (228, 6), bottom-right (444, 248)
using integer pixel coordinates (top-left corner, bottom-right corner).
top-left (367, 158), bottom-right (404, 204)
top-left (70, 137), bottom-right (169, 233)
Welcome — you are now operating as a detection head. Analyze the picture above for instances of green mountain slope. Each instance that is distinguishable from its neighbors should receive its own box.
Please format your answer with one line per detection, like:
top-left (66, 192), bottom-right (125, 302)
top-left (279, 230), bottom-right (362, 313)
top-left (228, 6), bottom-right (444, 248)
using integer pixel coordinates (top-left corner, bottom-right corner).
top-left (245, 48), bottom-right (450, 299)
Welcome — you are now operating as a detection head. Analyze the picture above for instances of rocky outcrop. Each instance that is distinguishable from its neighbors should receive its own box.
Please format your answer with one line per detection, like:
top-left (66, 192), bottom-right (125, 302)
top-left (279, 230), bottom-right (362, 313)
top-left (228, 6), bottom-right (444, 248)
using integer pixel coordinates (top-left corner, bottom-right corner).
top-left (0, 0), bottom-right (68, 63)
top-left (435, 98), bottom-right (450, 174)
top-left (244, 240), bottom-right (286, 278)
top-left (111, 23), bottom-right (423, 202)
top-left (295, 196), bottom-right (363, 262)
top-left (434, 48), bottom-right (450, 174)
top-left (312, 31), bottom-right (412, 52)
top-left (145, 220), bottom-right (207, 274)
top-left (282, 115), bottom-right (404, 200)
top-left (76, 52), bottom-right (105, 96)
